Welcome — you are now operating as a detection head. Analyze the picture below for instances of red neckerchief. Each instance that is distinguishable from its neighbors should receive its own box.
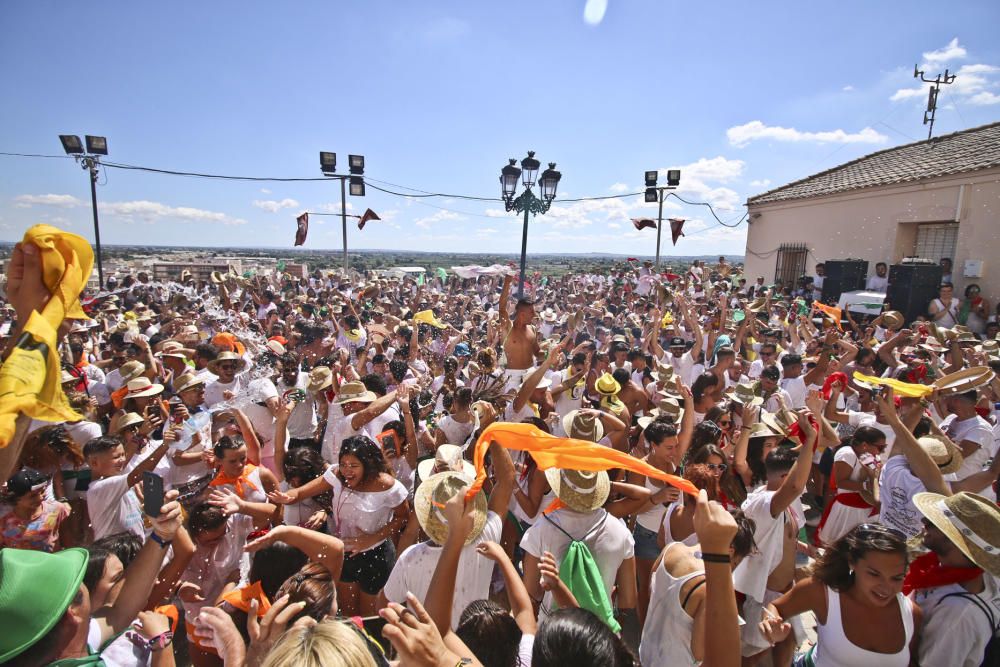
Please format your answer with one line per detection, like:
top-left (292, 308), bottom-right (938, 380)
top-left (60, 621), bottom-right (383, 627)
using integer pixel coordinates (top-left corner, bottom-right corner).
top-left (821, 372), bottom-right (849, 399)
top-left (788, 414), bottom-right (820, 449)
top-left (906, 364), bottom-right (928, 384)
top-left (902, 551), bottom-right (982, 595)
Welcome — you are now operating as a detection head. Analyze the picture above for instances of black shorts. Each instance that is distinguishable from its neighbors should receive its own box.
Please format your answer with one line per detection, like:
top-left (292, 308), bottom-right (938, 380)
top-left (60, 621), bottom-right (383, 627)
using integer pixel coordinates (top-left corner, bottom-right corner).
top-left (340, 539), bottom-right (396, 595)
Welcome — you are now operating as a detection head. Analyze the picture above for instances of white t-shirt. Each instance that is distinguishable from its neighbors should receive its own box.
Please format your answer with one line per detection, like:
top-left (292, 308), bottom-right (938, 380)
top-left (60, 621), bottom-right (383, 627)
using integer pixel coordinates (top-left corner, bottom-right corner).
top-left (383, 512), bottom-right (503, 627)
top-left (913, 575), bottom-right (1000, 667)
top-left (321, 415), bottom-right (371, 464)
top-left (322, 467), bottom-right (407, 550)
top-left (879, 456), bottom-right (930, 538)
top-left (665, 351), bottom-right (697, 387)
top-left (941, 414), bottom-right (994, 489)
top-left (181, 513), bottom-right (254, 619)
top-left (733, 488), bottom-right (798, 603)
top-left (866, 275), bottom-right (888, 293)
top-left (520, 509), bottom-right (635, 615)
top-left (87, 449), bottom-right (152, 541)
top-left (779, 376), bottom-right (807, 409)
top-left (277, 372), bottom-right (317, 440)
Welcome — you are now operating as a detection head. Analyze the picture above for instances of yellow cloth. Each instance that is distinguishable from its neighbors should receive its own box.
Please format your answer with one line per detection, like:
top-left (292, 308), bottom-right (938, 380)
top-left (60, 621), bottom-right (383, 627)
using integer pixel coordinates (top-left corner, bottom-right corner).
top-left (465, 422), bottom-right (698, 502)
top-left (0, 225), bottom-right (93, 447)
top-left (660, 312), bottom-right (674, 328)
top-left (414, 309), bottom-right (448, 329)
top-left (852, 371), bottom-right (934, 398)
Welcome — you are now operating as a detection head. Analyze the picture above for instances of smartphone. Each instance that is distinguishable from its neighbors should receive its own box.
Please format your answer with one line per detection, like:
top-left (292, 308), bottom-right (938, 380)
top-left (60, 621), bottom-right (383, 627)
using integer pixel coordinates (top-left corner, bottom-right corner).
top-left (359, 615), bottom-right (390, 652)
top-left (143, 472), bottom-right (164, 517)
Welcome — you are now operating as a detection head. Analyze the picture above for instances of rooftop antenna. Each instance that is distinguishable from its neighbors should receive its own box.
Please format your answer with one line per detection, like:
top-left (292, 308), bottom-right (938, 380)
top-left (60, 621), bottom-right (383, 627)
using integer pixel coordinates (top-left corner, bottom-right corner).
top-left (913, 64), bottom-right (957, 141)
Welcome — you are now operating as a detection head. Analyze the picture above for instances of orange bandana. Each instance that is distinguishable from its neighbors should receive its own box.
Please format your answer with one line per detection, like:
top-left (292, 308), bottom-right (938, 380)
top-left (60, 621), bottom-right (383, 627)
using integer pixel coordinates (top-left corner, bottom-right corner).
top-left (221, 581), bottom-right (271, 617)
top-left (210, 463), bottom-right (259, 499)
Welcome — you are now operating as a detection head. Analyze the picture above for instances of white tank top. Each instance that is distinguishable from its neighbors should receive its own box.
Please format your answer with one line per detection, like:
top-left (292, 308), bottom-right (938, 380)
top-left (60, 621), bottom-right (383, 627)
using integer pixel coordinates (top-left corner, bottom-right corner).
top-left (639, 543), bottom-right (704, 666)
top-left (814, 586), bottom-right (914, 667)
top-left (636, 476), bottom-right (668, 532)
top-left (661, 498), bottom-right (699, 547)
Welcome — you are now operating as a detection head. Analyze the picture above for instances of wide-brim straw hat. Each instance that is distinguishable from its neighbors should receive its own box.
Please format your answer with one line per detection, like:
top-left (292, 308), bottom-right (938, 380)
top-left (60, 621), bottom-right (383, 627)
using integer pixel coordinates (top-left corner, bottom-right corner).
top-left (747, 422), bottom-right (779, 439)
top-left (594, 372), bottom-right (621, 397)
top-left (109, 411), bottom-right (145, 435)
top-left (747, 297), bottom-right (767, 313)
top-left (207, 351), bottom-right (248, 375)
top-left (730, 382), bottom-right (763, 407)
top-left (914, 491), bottom-right (1000, 577)
top-left (335, 381), bottom-right (377, 405)
top-left (916, 435), bottom-right (964, 475)
top-left (174, 373), bottom-right (205, 394)
top-left (562, 410), bottom-right (605, 442)
top-left (307, 366), bottom-right (333, 393)
top-left (652, 362), bottom-right (675, 383)
top-left (417, 444), bottom-right (475, 481)
top-left (760, 409), bottom-right (796, 437)
top-left (882, 310), bottom-right (904, 330)
top-left (414, 471), bottom-right (487, 546)
top-left (545, 468), bottom-right (611, 513)
top-left (125, 377), bottom-right (164, 398)
top-left (265, 340), bottom-right (286, 356)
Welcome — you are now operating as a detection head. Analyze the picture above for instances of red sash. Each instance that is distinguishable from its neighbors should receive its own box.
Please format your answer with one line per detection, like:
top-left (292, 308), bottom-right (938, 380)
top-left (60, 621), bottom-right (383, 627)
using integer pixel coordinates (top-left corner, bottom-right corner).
top-left (902, 552), bottom-right (982, 595)
top-left (814, 492), bottom-right (876, 545)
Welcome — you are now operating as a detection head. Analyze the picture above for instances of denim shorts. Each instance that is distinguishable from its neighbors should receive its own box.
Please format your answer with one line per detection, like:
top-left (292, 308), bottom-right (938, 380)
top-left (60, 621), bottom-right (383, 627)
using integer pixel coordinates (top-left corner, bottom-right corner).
top-left (632, 522), bottom-right (661, 561)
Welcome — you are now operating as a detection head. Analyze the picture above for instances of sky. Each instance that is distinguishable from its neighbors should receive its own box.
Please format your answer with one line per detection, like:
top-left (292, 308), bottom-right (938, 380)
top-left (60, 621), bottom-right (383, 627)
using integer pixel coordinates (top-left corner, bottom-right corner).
top-left (1, 1), bottom-right (999, 258)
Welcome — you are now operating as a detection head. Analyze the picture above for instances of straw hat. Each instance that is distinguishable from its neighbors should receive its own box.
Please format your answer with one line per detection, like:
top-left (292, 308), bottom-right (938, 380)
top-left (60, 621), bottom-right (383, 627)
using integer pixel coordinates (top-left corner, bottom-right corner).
top-left (760, 409), bottom-right (797, 437)
top-left (307, 367), bottom-right (333, 393)
top-left (207, 351), bottom-right (248, 375)
top-left (210, 271), bottom-right (225, 284)
top-left (174, 372), bottom-right (205, 394)
top-left (155, 341), bottom-right (187, 360)
top-left (265, 339), bottom-right (286, 356)
top-left (414, 471), bottom-right (487, 546)
top-left (60, 369), bottom-right (77, 384)
top-left (595, 373), bottom-right (621, 397)
top-left (748, 297), bottom-right (767, 313)
top-left (652, 362), bottom-right (674, 383)
top-left (125, 377), bottom-right (164, 399)
top-left (652, 396), bottom-right (684, 422)
top-left (916, 435), bottom-right (964, 475)
top-left (731, 382), bottom-right (763, 408)
top-left (914, 492), bottom-right (1000, 577)
top-left (977, 339), bottom-right (1000, 356)
top-left (416, 444), bottom-right (475, 481)
top-left (335, 381), bottom-right (377, 405)
top-left (881, 310), bottom-right (904, 330)
top-left (109, 411), bottom-right (145, 435)
top-left (544, 468), bottom-right (611, 513)
top-left (747, 422), bottom-right (779, 439)
top-left (562, 410), bottom-right (605, 443)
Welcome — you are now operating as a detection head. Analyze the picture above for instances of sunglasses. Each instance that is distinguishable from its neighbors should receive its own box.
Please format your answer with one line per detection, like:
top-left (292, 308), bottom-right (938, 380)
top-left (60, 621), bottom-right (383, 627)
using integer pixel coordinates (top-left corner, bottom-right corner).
top-left (706, 463), bottom-right (728, 473)
top-left (855, 522), bottom-right (906, 541)
top-left (717, 420), bottom-right (733, 427)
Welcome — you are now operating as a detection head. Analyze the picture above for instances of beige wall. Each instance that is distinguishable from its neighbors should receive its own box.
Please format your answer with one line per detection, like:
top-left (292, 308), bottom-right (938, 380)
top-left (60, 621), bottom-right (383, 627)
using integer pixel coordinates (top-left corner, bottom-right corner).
top-left (744, 168), bottom-right (1000, 308)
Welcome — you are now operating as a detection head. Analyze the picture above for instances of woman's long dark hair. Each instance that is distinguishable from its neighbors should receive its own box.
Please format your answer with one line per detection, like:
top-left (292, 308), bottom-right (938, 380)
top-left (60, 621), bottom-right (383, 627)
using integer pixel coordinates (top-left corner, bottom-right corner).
top-left (811, 523), bottom-right (908, 592)
top-left (692, 444), bottom-right (745, 506)
top-left (533, 608), bottom-right (637, 667)
top-left (337, 435), bottom-right (388, 484)
top-left (457, 600), bottom-right (522, 667)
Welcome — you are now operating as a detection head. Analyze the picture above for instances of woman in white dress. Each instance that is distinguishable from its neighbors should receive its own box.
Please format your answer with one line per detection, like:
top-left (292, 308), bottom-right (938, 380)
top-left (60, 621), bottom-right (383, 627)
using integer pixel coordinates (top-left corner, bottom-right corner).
top-left (816, 426), bottom-right (884, 546)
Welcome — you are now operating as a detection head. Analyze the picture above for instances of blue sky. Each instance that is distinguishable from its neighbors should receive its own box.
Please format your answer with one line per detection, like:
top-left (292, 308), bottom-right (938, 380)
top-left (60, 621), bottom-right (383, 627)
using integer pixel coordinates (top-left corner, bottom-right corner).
top-left (1, 1), bottom-right (999, 257)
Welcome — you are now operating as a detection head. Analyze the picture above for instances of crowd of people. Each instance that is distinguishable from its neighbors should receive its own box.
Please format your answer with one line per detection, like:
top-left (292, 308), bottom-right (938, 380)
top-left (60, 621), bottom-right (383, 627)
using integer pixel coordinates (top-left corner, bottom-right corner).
top-left (2, 243), bottom-right (1000, 667)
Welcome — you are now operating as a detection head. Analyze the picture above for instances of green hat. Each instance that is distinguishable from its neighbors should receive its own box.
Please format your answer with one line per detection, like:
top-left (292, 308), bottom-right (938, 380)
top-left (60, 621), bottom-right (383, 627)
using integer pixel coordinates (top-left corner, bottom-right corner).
top-left (0, 547), bottom-right (89, 662)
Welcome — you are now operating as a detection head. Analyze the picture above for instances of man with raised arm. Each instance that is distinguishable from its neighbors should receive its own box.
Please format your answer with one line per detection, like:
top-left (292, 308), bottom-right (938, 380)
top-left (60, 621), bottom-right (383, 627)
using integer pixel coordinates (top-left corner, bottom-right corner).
top-left (498, 273), bottom-right (542, 391)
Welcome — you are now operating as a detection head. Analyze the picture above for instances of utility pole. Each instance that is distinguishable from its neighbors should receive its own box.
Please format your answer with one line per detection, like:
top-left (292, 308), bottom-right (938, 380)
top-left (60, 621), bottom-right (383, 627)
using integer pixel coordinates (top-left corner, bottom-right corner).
top-left (86, 157), bottom-right (104, 288)
top-left (643, 169), bottom-right (681, 270)
top-left (914, 65), bottom-right (957, 141)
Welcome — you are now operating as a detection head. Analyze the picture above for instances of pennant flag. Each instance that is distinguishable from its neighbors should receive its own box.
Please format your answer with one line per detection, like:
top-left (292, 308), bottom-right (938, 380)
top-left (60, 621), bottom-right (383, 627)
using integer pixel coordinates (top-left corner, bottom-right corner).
top-left (668, 218), bottom-right (685, 245)
top-left (436, 267), bottom-right (448, 281)
top-left (812, 300), bottom-right (843, 330)
top-left (357, 208), bottom-right (380, 230)
top-left (664, 272), bottom-right (681, 281)
top-left (294, 212), bottom-right (309, 246)
top-left (631, 218), bottom-right (657, 231)
top-left (464, 422), bottom-right (698, 503)
top-left (626, 257), bottom-right (639, 262)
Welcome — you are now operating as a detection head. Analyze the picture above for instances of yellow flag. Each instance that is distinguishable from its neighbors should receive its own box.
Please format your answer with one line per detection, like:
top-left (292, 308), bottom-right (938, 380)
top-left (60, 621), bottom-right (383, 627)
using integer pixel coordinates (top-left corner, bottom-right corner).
top-left (414, 309), bottom-right (448, 329)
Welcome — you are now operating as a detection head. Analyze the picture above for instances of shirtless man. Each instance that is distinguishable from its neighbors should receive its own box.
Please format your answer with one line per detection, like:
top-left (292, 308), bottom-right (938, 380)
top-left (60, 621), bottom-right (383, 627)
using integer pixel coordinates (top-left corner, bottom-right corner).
top-left (499, 273), bottom-right (541, 390)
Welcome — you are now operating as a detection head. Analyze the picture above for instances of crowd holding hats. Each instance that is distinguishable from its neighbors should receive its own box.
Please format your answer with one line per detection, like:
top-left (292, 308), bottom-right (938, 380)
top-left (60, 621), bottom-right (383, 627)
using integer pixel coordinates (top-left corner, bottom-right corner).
top-left (2, 246), bottom-right (1000, 667)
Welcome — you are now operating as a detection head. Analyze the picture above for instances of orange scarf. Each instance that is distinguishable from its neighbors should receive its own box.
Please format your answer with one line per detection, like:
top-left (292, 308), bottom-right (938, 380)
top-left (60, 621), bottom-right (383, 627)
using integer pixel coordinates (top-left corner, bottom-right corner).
top-left (465, 422), bottom-right (698, 502)
top-left (220, 581), bottom-right (271, 616)
top-left (210, 463), bottom-right (259, 499)
top-left (111, 385), bottom-right (129, 409)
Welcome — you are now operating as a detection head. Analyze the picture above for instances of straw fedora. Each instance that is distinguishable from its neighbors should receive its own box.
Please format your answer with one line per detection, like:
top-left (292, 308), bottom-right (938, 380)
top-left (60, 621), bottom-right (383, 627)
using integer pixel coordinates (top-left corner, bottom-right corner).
top-left (174, 373), bottom-right (205, 394)
top-left (652, 362), bottom-right (674, 383)
top-left (881, 310), bottom-right (904, 330)
top-left (155, 341), bottom-right (187, 360)
top-left (562, 409), bottom-right (605, 443)
top-left (544, 468), bottom-right (611, 513)
top-left (747, 297), bottom-right (767, 313)
top-left (207, 351), bottom-right (247, 375)
top-left (335, 381), bottom-right (377, 405)
top-left (125, 377), bottom-right (164, 399)
top-left (60, 369), bottom-right (77, 384)
top-left (210, 271), bottom-right (225, 284)
top-left (595, 373), bottom-right (621, 397)
top-left (760, 409), bottom-right (797, 437)
top-left (307, 367), bottom-right (333, 393)
top-left (109, 411), bottom-right (145, 435)
top-left (652, 396), bottom-right (684, 422)
top-left (731, 383), bottom-right (764, 408)
top-left (914, 435), bottom-right (964, 475)
top-left (416, 444), bottom-right (475, 481)
top-left (265, 339), bottom-right (286, 356)
top-left (414, 471), bottom-right (487, 546)
top-left (914, 491), bottom-right (1000, 577)
top-left (747, 422), bottom-right (779, 439)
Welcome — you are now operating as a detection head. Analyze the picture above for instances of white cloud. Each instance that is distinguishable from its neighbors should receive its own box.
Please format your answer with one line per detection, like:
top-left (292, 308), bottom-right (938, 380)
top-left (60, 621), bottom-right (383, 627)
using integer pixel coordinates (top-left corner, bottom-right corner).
top-left (583, 0), bottom-right (608, 25)
top-left (252, 198), bottom-right (299, 212)
top-left (317, 201), bottom-right (354, 213)
top-left (14, 193), bottom-right (85, 208)
top-left (608, 182), bottom-right (630, 193)
top-left (749, 179), bottom-right (771, 188)
top-left (890, 86), bottom-right (926, 102)
top-left (414, 210), bottom-right (462, 229)
top-left (727, 121), bottom-right (888, 148)
top-left (969, 91), bottom-right (1000, 105)
top-left (260, 188), bottom-right (271, 194)
top-left (842, 85), bottom-right (854, 92)
top-left (921, 38), bottom-right (966, 69)
top-left (100, 200), bottom-right (247, 226)
top-left (661, 156), bottom-right (745, 211)
top-left (608, 222), bottom-right (622, 229)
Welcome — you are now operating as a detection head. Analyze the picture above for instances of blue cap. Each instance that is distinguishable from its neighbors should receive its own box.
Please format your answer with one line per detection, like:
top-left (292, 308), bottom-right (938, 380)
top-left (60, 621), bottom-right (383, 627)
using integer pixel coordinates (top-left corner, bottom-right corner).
top-left (455, 343), bottom-right (471, 357)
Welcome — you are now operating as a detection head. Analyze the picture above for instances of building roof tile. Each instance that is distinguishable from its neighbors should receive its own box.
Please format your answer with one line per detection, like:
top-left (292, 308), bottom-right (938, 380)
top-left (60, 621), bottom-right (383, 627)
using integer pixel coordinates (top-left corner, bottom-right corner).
top-left (747, 121), bottom-right (1000, 206)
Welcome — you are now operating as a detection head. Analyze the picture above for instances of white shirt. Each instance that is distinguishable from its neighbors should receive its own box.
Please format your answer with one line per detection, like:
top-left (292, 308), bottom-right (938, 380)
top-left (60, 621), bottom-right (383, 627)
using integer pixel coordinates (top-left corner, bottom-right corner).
top-left (277, 372), bottom-right (317, 439)
top-left (322, 466), bottom-right (407, 549)
top-left (87, 448), bottom-right (156, 541)
top-left (383, 512), bottom-right (503, 627)
top-left (941, 414), bottom-right (994, 487)
top-left (779, 376), bottom-right (808, 409)
top-left (665, 351), bottom-right (697, 387)
top-left (913, 575), bottom-right (1000, 667)
top-left (733, 488), bottom-right (798, 603)
top-left (866, 275), bottom-right (888, 293)
top-left (521, 508), bottom-right (635, 615)
top-left (879, 456), bottom-right (931, 538)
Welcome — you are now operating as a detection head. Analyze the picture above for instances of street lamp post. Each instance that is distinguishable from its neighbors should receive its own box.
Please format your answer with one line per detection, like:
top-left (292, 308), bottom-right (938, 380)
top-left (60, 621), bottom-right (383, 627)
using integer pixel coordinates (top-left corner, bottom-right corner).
top-left (59, 134), bottom-right (108, 288)
top-left (319, 151), bottom-right (366, 272)
top-left (499, 152), bottom-right (562, 299)
top-left (643, 169), bottom-right (681, 270)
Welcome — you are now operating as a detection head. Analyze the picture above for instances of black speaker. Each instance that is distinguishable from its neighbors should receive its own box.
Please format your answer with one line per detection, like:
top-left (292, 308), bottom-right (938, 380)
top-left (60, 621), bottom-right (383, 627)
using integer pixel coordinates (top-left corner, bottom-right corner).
top-left (886, 263), bottom-right (943, 325)
top-left (822, 259), bottom-right (869, 304)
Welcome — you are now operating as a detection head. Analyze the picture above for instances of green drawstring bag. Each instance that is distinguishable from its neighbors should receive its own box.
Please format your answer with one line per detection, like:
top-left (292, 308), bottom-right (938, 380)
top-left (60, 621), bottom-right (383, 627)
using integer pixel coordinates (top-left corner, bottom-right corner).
top-left (544, 512), bottom-right (620, 633)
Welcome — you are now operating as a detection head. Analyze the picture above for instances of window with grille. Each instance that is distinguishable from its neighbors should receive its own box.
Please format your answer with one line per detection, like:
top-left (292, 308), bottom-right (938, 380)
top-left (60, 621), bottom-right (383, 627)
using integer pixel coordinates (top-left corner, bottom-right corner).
top-left (914, 223), bottom-right (958, 263)
top-left (774, 243), bottom-right (808, 288)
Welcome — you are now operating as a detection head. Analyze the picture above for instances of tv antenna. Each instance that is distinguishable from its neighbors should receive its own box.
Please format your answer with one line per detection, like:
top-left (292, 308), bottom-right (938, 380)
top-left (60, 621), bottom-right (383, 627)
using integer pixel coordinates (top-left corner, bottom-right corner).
top-left (913, 65), bottom-right (957, 141)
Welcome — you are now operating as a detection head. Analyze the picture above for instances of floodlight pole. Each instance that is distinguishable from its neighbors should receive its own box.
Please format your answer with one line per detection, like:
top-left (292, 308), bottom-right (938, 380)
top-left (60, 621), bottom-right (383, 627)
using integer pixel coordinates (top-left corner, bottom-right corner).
top-left (655, 189), bottom-right (665, 271)
top-left (340, 177), bottom-right (348, 272)
top-left (85, 157), bottom-right (104, 288)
